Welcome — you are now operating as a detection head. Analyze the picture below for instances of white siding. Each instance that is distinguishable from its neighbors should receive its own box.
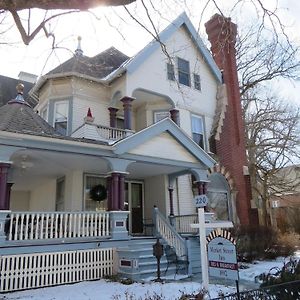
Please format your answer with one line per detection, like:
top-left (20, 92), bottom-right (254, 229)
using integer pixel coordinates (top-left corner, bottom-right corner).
top-left (128, 132), bottom-right (198, 163)
top-left (177, 175), bottom-right (195, 215)
top-left (30, 180), bottom-right (56, 211)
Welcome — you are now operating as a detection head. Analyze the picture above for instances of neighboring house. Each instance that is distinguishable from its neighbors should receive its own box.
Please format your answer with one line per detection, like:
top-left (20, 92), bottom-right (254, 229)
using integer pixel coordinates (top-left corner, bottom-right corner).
top-left (269, 165), bottom-right (300, 233)
top-left (0, 13), bottom-right (256, 291)
top-left (0, 73), bottom-right (36, 107)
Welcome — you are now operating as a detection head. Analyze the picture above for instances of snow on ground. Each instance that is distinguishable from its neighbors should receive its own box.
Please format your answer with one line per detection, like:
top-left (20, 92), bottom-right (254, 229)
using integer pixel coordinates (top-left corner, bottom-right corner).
top-left (1, 252), bottom-right (299, 300)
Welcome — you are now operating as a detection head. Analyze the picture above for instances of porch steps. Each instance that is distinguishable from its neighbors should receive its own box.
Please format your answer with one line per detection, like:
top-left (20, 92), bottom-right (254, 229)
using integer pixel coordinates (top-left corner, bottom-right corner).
top-left (117, 237), bottom-right (178, 281)
top-left (188, 236), bottom-right (201, 274)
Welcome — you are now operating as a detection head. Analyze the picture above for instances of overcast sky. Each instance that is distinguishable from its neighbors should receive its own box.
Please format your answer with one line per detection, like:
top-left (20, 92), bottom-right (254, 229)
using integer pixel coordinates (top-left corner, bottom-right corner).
top-left (0, 0), bottom-right (299, 103)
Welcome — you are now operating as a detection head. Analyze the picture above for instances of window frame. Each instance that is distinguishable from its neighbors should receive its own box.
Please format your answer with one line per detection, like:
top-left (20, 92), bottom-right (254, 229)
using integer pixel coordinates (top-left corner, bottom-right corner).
top-left (193, 73), bottom-right (201, 91)
top-left (191, 114), bottom-right (205, 149)
top-left (53, 100), bottom-right (69, 135)
top-left (177, 57), bottom-right (191, 87)
top-left (166, 63), bottom-right (175, 81)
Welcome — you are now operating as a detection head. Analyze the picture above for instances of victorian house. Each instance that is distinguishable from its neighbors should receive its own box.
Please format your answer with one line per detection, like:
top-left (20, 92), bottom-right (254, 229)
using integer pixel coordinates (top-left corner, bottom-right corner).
top-left (0, 13), bottom-right (256, 291)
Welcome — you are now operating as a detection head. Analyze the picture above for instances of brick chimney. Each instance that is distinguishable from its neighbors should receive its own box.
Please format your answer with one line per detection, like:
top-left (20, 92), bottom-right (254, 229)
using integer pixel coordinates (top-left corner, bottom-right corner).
top-left (205, 14), bottom-right (254, 225)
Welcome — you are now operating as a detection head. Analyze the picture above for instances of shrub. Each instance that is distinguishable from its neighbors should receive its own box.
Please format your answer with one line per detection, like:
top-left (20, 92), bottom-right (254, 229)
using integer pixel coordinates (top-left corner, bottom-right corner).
top-left (231, 225), bottom-right (295, 262)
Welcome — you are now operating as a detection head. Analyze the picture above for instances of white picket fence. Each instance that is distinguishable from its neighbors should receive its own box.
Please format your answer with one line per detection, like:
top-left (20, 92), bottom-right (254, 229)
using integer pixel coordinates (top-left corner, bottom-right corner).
top-left (172, 214), bottom-right (198, 234)
top-left (0, 248), bottom-right (115, 292)
top-left (7, 211), bottom-right (110, 241)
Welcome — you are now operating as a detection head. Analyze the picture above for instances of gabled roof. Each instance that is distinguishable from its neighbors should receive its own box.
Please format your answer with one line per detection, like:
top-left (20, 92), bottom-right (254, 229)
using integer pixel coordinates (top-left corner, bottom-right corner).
top-left (48, 47), bottom-right (129, 79)
top-left (113, 118), bottom-right (216, 168)
top-left (116, 12), bottom-right (222, 83)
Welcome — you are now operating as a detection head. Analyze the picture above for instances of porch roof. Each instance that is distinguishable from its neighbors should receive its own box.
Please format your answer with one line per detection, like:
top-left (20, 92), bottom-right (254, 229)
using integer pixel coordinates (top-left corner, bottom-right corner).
top-left (113, 118), bottom-right (216, 169)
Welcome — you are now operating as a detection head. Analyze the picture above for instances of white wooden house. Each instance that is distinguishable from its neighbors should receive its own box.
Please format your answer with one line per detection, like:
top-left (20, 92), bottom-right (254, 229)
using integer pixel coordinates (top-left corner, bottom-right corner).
top-left (0, 12), bottom-right (253, 291)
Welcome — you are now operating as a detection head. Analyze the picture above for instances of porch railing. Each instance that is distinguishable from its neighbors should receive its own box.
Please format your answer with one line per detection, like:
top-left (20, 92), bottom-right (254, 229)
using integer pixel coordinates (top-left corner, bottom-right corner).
top-left (7, 211), bottom-right (110, 241)
top-left (153, 207), bottom-right (187, 257)
top-left (96, 124), bottom-right (134, 141)
top-left (170, 213), bottom-right (216, 234)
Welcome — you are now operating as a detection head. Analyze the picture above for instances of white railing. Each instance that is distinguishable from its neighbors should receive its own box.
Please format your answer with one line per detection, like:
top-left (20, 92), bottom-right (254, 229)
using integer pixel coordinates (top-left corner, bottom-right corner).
top-left (7, 211), bottom-right (110, 241)
top-left (171, 212), bottom-right (216, 234)
top-left (96, 124), bottom-right (134, 141)
top-left (0, 248), bottom-right (114, 292)
top-left (153, 207), bottom-right (186, 257)
top-left (171, 214), bottom-right (198, 234)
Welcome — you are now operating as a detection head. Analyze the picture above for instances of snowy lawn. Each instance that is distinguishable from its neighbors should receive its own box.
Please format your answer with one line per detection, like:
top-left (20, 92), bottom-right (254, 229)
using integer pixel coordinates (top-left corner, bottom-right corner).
top-left (1, 252), bottom-right (299, 300)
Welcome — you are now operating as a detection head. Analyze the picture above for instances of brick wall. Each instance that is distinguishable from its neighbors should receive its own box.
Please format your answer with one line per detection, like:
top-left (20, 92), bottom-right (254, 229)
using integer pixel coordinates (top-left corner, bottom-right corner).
top-left (205, 14), bottom-right (256, 225)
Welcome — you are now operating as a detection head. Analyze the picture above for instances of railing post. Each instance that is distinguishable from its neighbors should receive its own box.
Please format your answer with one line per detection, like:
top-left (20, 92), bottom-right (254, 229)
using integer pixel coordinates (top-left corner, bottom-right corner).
top-left (110, 211), bottom-right (129, 240)
top-left (0, 210), bottom-right (10, 243)
top-left (185, 237), bottom-right (193, 275)
top-left (152, 206), bottom-right (158, 237)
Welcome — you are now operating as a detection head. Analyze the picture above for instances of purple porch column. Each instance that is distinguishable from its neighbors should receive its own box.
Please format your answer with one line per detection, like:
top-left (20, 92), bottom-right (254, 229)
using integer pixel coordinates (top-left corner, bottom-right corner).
top-left (108, 107), bottom-right (119, 128)
top-left (0, 163), bottom-right (11, 210)
top-left (111, 173), bottom-right (120, 211)
top-left (196, 181), bottom-right (204, 195)
top-left (107, 176), bottom-right (112, 211)
top-left (118, 174), bottom-right (125, 211)
top-left (5, 183), bottom-right (13, 210)
top-left (170, 109), bottom-right (180, 126)
top-left (121, 96), bottom-right (135, 130)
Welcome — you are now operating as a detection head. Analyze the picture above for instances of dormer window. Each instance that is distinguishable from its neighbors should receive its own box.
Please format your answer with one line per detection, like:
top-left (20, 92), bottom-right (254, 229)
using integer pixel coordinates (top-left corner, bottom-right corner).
top-left (54, 101), bottom-right (68, 135)
top-left (177, 58), bottom-right (190, 87)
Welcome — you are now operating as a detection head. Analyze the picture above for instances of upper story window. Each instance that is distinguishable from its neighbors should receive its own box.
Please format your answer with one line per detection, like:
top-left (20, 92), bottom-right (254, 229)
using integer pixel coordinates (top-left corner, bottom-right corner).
top-left (54, 101), bottom-right (68, 135)
top-left (177, 58), bottom-right (190, 86)
top-left (154, 111), bottom-right (170, 123)
top-left (193, 73), bottom-right (201, 91)
top-left (167, 63), bottom-right (175, 81)
top-left (191, 114), bottom-right (205, 149)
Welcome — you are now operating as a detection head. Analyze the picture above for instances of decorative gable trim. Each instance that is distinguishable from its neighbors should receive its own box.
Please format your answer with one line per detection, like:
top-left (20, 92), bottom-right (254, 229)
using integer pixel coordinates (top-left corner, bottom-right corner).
top-left (112, 118), bottom-right (215, 168)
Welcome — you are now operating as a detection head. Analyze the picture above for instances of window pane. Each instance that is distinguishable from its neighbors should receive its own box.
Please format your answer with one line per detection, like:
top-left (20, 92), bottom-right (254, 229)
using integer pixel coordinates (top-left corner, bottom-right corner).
top-left (192, 116), bottom-right (203, 133)
top-left (177, 58), bottom-right (190, 86)
top-left (55, 102), bottom-right (68, 122)
top-left (167, 63), bottom-right (175, 81)
top-left (194, 74), bottom-right (201, 90)
top-left (55, 121), bottom-right (67, 135)
top-left (85, 176), bottom-right (107, 211)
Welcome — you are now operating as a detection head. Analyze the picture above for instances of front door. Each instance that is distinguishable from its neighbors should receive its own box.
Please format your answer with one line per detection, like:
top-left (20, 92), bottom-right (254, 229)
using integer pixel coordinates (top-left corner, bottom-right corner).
top-left (125, 181), bottom-right (144, 234)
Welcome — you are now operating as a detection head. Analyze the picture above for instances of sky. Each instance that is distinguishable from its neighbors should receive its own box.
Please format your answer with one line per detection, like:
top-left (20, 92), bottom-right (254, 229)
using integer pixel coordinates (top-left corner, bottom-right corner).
top-left (2, 253), bottom-right (298, 299)
top-left (0, 0), bottom-right (300, 103)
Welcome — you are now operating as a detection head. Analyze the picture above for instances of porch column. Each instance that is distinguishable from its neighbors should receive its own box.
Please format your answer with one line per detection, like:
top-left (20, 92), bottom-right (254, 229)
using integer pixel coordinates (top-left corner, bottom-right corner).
top-left (111, 172), bottom-right (120, 211)
top-left (121, 96), bottom-right (135, 130)
top-left (170, 109), bottom-right (180, 126)
top-left (168, 186), bottom-right (175, 216)
top-left (108, 107), bottom-right (119, 128)
top-left (118, 173), bottom-right (125, 210)
top-left (107, 176), bottom-right (112, 211)
top-left (196, 181), bottom-right (204, 195)
top-left (5, 183), bottom-right (13, 210)
top-left (0, 163), bottom-right (11, 210)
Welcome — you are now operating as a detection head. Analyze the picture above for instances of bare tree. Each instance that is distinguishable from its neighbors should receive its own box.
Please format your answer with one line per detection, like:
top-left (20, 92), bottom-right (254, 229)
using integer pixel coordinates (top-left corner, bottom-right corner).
top-left (243, 87), bottom-right (300, 225)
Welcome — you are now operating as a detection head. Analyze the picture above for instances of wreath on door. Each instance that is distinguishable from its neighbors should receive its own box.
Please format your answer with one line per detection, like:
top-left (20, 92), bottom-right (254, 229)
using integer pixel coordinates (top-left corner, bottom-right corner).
top-left (89, 184), bottom-right (107, 202)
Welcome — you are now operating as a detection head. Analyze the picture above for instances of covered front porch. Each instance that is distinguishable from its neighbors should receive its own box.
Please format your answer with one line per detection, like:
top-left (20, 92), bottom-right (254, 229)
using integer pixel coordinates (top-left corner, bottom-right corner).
top-left (0, 118), bottom-right (215, 291)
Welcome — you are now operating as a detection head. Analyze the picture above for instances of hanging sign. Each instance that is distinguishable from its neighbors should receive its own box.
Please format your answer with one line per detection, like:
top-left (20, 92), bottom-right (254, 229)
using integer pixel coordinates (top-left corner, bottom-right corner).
top-left (207, 229), bottom-right (239, 281)
top-left (193, 194), bottom-right (208, 207)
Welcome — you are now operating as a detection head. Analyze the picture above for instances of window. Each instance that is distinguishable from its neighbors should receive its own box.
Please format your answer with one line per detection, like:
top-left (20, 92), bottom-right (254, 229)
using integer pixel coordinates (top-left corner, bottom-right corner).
top-left (191, 114), bottom-right (205, 149)
top-left (54, 101), bottom-right (68, 135)
top-left (84, 175), bottom-right (107, 211)
top-left (177, 58), bottom-right (190, 86)
top-left (167, 63), bottom-right (175, 81)
top-left (193, 73), bottom-right (201, 91)
top-left (154, 111), bottom-right (170, 123)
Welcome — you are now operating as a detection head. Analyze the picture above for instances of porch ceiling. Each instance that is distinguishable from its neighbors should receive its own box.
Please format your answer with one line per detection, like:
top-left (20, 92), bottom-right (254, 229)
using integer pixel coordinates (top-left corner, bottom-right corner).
top-left (10, 149), bottom-right (110, 191)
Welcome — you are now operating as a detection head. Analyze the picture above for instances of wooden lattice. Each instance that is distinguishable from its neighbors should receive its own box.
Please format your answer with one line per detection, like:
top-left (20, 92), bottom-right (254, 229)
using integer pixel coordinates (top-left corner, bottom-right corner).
top-left (0, 248), bottom-right (114, 292)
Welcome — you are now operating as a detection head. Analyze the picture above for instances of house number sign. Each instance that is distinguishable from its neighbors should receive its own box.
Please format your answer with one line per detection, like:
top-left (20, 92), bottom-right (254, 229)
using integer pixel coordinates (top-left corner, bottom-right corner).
top-left (193, 194), bottom-right (208, 207)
